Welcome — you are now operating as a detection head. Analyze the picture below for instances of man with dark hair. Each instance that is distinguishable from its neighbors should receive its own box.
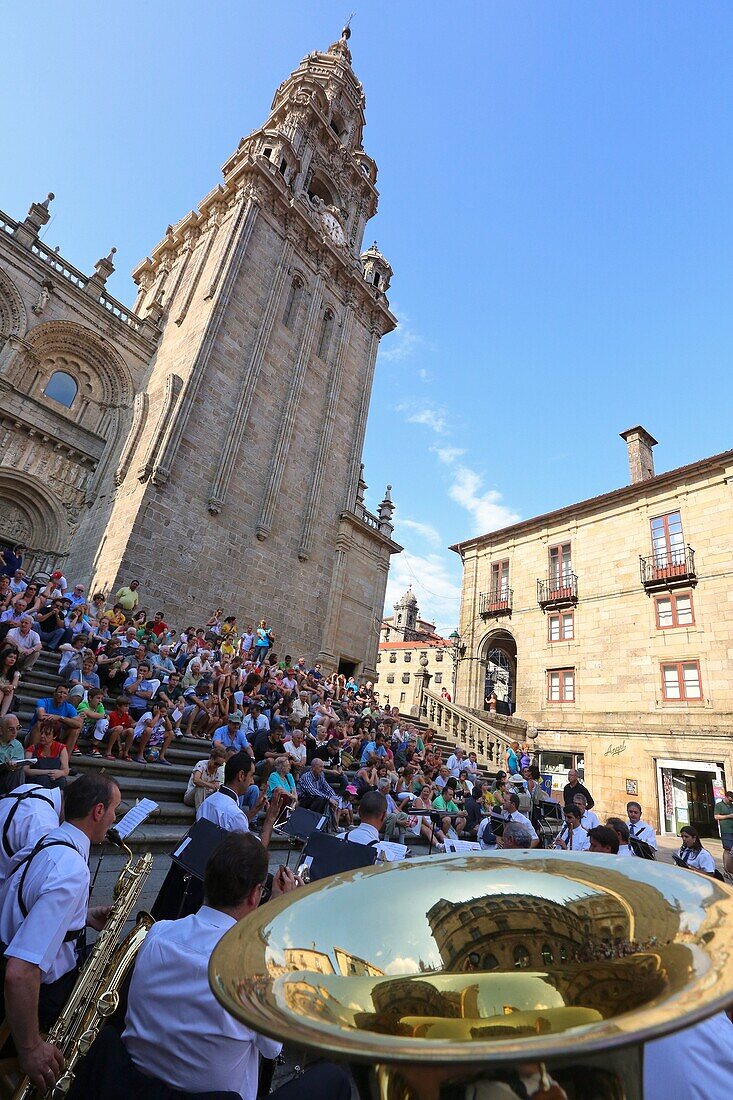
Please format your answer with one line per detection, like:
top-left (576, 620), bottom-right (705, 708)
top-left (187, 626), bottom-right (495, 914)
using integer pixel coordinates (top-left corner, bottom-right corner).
top-left (349, 791), bottom-right (388, 845)
top-left (587, 825), bottom-right (620, 854)
top-left (606, 817), bottom-right (633, 856)
top-left (553, 804), bottom-right (589, 851)
top-left (81, 834), bottom-right (351, 1100)
top-left (197, 752), bottom-right (282, 849)
top-left (0, 773), bottom-right (120, 1092)
top-left (498, 790), bottom-right (540, 848)
top-left (626, 801), bottom-right (657, 853)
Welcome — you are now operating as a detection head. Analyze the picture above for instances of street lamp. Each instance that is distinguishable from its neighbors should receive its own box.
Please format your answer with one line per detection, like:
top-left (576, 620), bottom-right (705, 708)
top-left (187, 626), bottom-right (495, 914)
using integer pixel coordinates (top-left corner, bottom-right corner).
top-left (448, 630), bottom-right (464, 699)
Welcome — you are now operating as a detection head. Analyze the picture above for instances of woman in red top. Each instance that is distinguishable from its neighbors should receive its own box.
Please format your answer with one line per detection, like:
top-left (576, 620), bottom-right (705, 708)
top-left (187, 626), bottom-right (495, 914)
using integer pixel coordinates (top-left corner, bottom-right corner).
top-left (25, 717), bottom-right (70, 783)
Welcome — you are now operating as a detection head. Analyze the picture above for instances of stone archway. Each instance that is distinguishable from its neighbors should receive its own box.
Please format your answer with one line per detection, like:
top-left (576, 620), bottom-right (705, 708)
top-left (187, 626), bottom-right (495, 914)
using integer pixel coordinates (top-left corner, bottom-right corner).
top-left (479, 628), bottom-right (518, 716)
top-left (0, 470), bottom-right (69, 575)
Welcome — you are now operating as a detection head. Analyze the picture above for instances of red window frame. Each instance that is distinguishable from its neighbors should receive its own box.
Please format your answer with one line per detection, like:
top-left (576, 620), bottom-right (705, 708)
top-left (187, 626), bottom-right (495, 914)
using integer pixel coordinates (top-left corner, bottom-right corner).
top-left (547, 668), bottom-right (575, 703)
top-left (654, 592), bottom-right (695, 630)
top-left (548, 542), bottom-right (573, 597)
top-left (649, 511), bottom-right (686, 578)
top-left (548, 611), bottom-right (574, 643)
top-left (660, 660), bottom-right (703, 703)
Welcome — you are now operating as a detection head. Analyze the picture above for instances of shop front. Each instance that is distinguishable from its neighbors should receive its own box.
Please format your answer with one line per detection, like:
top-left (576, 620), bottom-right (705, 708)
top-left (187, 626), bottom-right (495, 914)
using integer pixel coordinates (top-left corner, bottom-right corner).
top-left (538, 749), bottom-right (586, 802)
top-left (656, 758), bottom-right (727, 838)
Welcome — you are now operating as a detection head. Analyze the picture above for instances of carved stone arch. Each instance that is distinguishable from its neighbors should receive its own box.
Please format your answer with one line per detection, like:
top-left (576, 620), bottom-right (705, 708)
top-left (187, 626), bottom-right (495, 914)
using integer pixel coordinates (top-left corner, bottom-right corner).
top-left (0, 468), bottom-right (70, 571)
top-left (0, 268), bottom-right (27, 347)
top-left (21, 319), bottom-right (133, 411)
top-left (306, 169), bottom-right (342, 212)
top-left (477, 627), bottom-right (518, 714)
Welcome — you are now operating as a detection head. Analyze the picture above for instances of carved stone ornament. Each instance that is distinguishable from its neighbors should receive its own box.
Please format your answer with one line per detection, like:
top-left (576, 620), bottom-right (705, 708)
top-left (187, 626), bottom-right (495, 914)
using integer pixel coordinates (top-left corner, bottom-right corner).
top-left (0, 500), bottom-right (32, 543)
top-left (32, 279), bottom-right (53, 316)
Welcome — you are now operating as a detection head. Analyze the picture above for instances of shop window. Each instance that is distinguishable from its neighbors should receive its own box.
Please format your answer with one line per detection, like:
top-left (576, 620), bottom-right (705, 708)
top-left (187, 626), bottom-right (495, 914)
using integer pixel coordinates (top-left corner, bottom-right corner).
top-left (547, 668), bottom-right (575, 703)
top-left (43, 371), bottom-right (77, 407)
top-left (661, 661), bottom-right (702, 702)
top-left (655, 593), bottom-right (694, 629)
top-left (548, 611), bottom-right (574, 642)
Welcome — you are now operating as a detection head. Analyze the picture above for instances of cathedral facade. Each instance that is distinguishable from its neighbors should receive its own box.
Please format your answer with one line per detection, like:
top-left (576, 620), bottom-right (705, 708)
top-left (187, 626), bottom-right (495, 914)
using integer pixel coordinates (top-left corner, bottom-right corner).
top-left (0, 27), bottom-right (401, 679)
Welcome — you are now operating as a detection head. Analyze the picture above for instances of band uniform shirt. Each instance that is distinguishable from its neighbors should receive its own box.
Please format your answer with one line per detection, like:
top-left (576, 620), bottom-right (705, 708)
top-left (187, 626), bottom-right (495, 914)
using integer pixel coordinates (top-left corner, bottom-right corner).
top-left (676, 846), bottom-right (716, 874)
top-left (643, 1012), bottom-right (733, 1100)
top-left (196, 786), bottom-right (250, 834)
top-left (123, 905), bottom-right (281, 1097)
top-left (0, 784), bottom-right (61, 884)
top-left (348, 822), bottom-right (380, 846)
top-left (580, 810), bottom-right (600, 830)
top-left (558, 823), bottom-right (590, 851)
top-left (627, 819), bottom-right (658, 849)
top-left (507, 809), bottom-right (538, 842)
top-left (0, 821), bottom-right (89, 983)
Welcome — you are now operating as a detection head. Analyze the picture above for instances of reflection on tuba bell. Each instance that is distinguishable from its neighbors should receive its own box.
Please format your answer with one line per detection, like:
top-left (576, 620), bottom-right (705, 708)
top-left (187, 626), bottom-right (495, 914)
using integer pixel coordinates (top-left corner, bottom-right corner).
top-left (209, 850), bottom-right (733, 1100)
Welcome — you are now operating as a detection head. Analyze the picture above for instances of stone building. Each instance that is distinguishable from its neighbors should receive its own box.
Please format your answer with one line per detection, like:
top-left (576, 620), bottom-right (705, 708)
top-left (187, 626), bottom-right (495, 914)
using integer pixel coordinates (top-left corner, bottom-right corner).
top-left (375, 587), bottom-right (452, 711)
top-left (451, 428), bottom-right (733, 835)
top-left (0, 26), bottom-right (401, 680)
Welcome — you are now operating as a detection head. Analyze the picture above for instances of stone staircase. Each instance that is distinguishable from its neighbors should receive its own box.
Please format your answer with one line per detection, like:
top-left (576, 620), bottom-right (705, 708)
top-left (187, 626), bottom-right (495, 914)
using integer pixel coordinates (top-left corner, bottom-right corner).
top-left (14, 650), bottom-right (198, 849)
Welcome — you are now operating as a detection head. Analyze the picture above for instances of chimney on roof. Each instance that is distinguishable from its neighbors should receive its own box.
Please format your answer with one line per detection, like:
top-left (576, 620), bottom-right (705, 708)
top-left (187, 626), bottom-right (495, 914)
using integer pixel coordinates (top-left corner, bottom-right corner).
top-left (620, 426), bottom-right (658, 484)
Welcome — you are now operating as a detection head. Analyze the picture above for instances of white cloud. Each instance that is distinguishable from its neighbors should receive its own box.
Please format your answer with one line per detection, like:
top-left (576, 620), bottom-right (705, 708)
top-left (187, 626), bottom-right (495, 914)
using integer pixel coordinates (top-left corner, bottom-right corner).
top-left (385, 548), bottom-right (462, 636)
top-left (379, 309), bottom-right (423, 363)
top-left (431, 445), bottom-right (466, 466)
top-left (402, 406), bottom-right (447, 435)
top-left (417, 367), bottom-right (432, 382)
top-left (397, 518), bottom-right (442, 547)
top-left (449, 464), bottom-right (521, 536)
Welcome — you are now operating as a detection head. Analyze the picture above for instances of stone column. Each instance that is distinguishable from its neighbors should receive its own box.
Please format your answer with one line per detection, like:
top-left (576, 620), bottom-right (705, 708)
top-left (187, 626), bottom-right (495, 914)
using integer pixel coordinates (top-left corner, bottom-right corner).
top-left (318, 530), bottom-right (351, 670)
top-left (411, 657), bottom-right (432, 719)
top-left (342, 325), bottom-right (379, 512)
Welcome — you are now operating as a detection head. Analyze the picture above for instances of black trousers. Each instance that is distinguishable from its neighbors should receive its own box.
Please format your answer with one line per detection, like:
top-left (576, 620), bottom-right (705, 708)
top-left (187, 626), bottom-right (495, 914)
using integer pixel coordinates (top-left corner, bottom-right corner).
top-left (67, 1026), bottom-right (352, 1100)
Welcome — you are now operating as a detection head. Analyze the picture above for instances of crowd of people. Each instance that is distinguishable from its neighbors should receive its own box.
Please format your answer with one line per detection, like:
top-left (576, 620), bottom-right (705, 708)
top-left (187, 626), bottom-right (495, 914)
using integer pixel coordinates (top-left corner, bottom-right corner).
top-left (1, 542), bottom-right (732, 1099)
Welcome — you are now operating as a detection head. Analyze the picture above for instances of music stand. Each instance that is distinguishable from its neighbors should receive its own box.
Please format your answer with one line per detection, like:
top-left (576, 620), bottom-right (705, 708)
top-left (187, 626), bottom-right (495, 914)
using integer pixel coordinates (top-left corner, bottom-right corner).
top-left (276, 806), bottom-right (327, 869)
top-left (301, 831), bottom-right (377, 882)
top-left (161, 818), bottom-right (229, 918)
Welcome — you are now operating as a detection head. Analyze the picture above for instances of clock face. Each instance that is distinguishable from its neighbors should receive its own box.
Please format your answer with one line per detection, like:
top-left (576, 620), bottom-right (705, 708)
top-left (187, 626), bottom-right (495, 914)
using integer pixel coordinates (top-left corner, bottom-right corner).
top-left (321, 209), bottom-right (346, 246)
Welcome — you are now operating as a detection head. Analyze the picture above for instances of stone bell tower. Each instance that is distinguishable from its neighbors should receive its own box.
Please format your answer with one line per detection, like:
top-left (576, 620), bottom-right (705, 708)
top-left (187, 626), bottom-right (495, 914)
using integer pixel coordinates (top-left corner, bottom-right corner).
top-left (90, 25), bottom-right (401, 678)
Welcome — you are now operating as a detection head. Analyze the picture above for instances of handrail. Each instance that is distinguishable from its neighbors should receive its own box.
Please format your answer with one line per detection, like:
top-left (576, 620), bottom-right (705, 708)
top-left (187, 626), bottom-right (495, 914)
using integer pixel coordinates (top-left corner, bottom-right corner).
top-left (423, 689), bottom-right (530, 772)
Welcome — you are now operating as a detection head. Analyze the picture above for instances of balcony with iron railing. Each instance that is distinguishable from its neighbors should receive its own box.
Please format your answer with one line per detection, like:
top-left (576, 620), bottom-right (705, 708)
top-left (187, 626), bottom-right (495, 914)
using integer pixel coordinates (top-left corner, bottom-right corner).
top-left (537, 572), bottom-right (578, 609)
top-left (479, 586), bottom-right (513, 617)
top-left (640, 546), bottom-right (696, 591)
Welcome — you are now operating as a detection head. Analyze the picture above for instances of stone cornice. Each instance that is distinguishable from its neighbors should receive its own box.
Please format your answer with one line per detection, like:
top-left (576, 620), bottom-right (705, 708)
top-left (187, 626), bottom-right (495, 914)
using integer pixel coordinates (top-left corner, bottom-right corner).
top-left (340, 508), bottom-right (403, 555)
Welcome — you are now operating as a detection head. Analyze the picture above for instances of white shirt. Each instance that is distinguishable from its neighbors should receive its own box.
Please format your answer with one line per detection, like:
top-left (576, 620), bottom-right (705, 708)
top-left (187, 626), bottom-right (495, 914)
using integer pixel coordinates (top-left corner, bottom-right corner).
top-left (446, 754), bottom-right (467, 778)
top-left (123, 906), bottom-right (281, 1097)
top-left (348, 822), bottom-right (380, 846)
top-left (677, 846), bottom-right (716, 874)
top-left (618, 844), bottom-right (634, 857)
top-left (628, 819), bottom-right (658, 849)
top-left (0, 785), bottom-right (61, 884)
top-left (0, 822), bottom-right (89, 983)
top-left (5, 626), bottom-right (41, 654)
top-left (284, 739), bottom-right (306, 766)
top-left (558, 823), bottom-right (590, 851)
top-left (644, 1012), bottom-right (733, 1100)
top-left (580, 810), bottom-right (600, 830)
top-left (196, 788), bottom-right (250, 834)
top-left (508, 809), bottom-right (538, 841)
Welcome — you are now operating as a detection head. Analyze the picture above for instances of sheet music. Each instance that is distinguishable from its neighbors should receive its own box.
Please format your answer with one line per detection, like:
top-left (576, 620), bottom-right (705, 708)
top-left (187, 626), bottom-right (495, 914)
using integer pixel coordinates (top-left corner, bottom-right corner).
top-left (115, 798), bottom-right (159, 840)
top-left (376, 841), bottom-right (408, 862)
top-left (444, 839), bottom-right (481, 854)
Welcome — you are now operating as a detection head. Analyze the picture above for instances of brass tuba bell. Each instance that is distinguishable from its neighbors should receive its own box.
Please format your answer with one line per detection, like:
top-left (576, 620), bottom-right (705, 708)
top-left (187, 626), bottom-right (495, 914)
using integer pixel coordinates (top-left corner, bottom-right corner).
top-left (209, 851), bottom-right (733, 1100)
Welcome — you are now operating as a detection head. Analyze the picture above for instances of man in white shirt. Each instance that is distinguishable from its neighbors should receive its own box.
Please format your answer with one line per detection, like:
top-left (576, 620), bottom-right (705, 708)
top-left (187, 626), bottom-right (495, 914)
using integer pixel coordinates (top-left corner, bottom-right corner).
top-left (0, 774), bottom-right (119, 1093)
top-left (283, 730), bottom-right (307, 772)
top-left (348, 790), bottom-right (388, 846)
top-left (445, 747), bottom-right (467, 779)
top-left (196, 751), bottom-right (279, 841)
top-left (5, 616), bottom-right (42, 672)
top-left (100, 834), bottom-right (351, 1100)
top-left (627, 801), bottom-right (658, 852)
top-left (606, 817), bottom-right (634, 856)
top-left (587, 825), bottom-right (619, 854)
top-left (573, 792), bottom-right (600, 830)
top-left (0, 784), bottom-right (62, 885)
top-left (643, 1011), bottom-right (733, 1100)
top-left (554, 804), bottom-right (590, 851)
top-left (498, 792), bottom-right (540, 848)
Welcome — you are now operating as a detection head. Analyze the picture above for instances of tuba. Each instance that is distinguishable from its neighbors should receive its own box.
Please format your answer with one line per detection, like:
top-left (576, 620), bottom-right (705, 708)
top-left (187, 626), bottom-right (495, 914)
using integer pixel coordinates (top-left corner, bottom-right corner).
top-left (11, 836), bottom-right (153, 1100)
top-left (210, 850), bottom-right (733, 1100)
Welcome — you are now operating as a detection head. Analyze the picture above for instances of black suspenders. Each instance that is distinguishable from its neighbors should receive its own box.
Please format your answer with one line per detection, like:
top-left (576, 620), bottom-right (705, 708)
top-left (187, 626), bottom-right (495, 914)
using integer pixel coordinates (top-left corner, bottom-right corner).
top-left (11, 837), bottom-right (85, 944)
top-left (1, 789), bottom-right (55, 858)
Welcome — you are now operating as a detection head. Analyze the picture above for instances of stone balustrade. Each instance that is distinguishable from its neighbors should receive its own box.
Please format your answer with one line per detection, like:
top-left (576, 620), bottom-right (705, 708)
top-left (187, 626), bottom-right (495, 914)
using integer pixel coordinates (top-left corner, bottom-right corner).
top-left (424, 688), bottom-right (533, 772)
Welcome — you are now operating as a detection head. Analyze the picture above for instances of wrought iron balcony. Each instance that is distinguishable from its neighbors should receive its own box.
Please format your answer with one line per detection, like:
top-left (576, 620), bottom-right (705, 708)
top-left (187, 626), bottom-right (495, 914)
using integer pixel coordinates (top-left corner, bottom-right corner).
top-left (537, 572), bottom-right (578, 609)
top-left (479, 587), bottom-right (513, 617)
top-left (640, 546), bottom-right (696, 590)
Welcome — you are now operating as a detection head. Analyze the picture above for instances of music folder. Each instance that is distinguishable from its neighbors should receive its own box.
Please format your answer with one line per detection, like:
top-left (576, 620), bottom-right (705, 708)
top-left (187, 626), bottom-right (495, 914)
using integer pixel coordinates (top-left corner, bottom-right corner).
top-left (171, 818), bottom-right (229, 881)
top-left (302, 831), bottom-right (378, 882)
top-left (279, 806), bottom-right (326, 842)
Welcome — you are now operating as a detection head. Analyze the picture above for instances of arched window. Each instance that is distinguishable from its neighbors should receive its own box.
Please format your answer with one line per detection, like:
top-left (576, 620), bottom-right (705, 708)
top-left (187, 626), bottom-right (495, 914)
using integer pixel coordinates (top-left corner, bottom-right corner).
top-left (317, 309), bottom-right (335, 360)
top-left (307, 176), bottom-right (335, 207)
top-left (282, 277), bottom-right (304, 329)
top-left (43, 371), bottom-right (77, 408)
top-left (513, 945), bottom-right (530, 970)
top-left (483, 953), bottom-right (499, 971)
top-left (541, 944), bottom-right (554, 966)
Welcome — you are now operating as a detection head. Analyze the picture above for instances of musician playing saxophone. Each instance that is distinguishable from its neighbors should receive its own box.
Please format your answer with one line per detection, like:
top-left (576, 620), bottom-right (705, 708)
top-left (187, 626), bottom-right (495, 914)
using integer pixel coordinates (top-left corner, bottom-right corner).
top-left (0, 773), bottom-right (120, 1093)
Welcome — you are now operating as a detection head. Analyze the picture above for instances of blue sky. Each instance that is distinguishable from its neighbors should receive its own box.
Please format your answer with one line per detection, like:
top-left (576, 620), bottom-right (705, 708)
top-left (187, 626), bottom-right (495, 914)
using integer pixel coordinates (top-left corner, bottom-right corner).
top-left (4, 2), bottom-right (732, 632)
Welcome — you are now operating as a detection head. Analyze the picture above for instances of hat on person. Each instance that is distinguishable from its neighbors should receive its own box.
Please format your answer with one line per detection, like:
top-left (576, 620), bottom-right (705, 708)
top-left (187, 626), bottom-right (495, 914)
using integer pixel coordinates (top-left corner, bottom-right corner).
top-left (345, 784), bottom-right (358, 796)
top-left (68, 684), bottom-right (85, 703)
top-left (51, 570), bottom-right (63, 580)
top-left (227, 711), bottom-right (244, 726)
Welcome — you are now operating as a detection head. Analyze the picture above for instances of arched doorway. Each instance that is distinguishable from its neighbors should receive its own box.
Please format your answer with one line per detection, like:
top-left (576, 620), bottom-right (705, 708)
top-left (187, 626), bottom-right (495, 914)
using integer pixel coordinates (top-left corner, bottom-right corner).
top-left (481, 629), bottom-right (517, 716)
top-left (0, 470), bottom-right (69, 576)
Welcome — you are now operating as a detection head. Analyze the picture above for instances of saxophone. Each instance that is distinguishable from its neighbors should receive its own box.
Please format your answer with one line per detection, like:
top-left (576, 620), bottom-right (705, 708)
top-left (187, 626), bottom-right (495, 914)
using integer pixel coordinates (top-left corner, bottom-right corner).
top-left (12, 836), bottom-right (154, 1100)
